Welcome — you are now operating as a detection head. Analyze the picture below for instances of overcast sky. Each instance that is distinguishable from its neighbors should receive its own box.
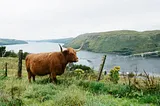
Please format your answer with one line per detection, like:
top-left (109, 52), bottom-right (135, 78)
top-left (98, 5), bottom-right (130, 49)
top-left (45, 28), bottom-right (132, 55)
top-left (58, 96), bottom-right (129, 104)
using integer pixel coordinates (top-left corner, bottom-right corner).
top-left (0, 0), bottom-right (160, 40)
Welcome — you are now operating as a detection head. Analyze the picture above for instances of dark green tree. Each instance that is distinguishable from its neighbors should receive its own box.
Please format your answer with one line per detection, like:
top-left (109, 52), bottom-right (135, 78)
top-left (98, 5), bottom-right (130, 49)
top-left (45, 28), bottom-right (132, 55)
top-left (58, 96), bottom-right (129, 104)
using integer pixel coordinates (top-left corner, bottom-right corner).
top-left (0, 46), bottom-right (6, 57)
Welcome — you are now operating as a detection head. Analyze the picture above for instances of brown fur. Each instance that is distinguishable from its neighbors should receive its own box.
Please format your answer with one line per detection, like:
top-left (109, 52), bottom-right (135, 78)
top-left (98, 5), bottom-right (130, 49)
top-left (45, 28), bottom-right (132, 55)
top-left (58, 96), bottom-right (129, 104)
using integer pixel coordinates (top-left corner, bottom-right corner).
top-left (25, 47), bottom-right (78, 83)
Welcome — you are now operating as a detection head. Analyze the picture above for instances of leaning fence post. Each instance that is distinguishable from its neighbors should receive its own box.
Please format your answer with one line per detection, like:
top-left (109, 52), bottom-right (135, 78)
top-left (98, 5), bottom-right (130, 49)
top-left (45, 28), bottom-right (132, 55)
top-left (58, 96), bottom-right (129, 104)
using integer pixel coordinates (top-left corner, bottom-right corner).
top-left (18, 50), bottom-right (23, 78)
top-left (5, 62), bottom-right (7, 77)
top-left (97, 55), bottom-right (107, 81)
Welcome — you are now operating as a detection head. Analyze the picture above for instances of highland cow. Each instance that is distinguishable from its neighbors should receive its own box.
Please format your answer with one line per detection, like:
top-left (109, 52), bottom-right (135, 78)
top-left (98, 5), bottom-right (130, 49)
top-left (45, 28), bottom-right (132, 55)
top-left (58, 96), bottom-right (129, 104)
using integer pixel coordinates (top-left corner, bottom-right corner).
top-left (25, 44), bottom-right (83, 83)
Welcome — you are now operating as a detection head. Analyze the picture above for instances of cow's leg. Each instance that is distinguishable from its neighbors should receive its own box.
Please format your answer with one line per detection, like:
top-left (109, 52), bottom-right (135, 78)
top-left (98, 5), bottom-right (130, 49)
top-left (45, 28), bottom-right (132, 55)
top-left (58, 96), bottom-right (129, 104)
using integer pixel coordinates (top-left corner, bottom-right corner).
top-left (27, 72), bottom-right (32, 83)
top-left (51, 72), bottom-right (57, 84)
top-left (32, 75), bottom-right (35, 82)
top-left (49, 74), bottom-right (52, 83)
top-left (27, 70), bottom-right (35, 83)
top-left (26, 67), bottom-right (32, 83)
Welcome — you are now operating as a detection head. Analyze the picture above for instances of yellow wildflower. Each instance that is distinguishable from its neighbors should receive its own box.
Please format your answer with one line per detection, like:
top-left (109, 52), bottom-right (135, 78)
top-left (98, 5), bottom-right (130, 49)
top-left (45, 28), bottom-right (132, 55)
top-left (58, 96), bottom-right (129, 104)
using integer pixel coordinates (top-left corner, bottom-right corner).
top-left (114, 66), bottom-right (120, 71)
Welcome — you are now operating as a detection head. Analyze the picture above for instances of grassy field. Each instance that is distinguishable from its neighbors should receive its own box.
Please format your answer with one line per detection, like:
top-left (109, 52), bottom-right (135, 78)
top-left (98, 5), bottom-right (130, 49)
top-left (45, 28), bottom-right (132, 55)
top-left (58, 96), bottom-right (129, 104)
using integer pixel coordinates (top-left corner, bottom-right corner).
top-left (0, 57), bottom-right (160, 106)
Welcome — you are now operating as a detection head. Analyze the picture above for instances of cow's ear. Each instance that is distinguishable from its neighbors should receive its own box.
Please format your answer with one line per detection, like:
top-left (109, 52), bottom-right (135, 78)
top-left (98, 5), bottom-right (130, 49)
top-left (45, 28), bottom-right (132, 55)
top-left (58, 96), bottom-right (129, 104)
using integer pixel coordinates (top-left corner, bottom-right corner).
top-left (63, 50), bottom-right (69, 55)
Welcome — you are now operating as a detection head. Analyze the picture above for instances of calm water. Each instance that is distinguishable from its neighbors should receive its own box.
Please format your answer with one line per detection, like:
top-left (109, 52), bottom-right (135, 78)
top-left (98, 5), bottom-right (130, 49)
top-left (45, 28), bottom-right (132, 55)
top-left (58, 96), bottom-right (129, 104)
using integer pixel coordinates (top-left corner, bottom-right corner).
top-left (5, 42), bottom-right (160, 75)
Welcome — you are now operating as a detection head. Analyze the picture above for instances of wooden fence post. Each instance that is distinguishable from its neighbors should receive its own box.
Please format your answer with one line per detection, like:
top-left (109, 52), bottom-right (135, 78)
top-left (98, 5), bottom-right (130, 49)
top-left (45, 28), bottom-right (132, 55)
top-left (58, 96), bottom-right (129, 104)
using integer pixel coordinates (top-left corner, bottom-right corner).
top-left (18, 50), bottom-right (23, 78)
top-left (5, 62), bottom-right (7, 77)
top-left (97, 55), bottom-right (106, 81)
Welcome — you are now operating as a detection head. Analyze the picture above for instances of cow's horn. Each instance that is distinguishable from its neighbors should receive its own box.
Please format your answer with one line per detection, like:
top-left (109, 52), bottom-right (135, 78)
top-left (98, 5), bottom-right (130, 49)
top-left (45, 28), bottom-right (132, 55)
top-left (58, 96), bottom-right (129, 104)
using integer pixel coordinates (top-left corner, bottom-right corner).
top-left (59, 44), bottom-right (63, 52)
top-left (75, 43), bottom-right (84, 52)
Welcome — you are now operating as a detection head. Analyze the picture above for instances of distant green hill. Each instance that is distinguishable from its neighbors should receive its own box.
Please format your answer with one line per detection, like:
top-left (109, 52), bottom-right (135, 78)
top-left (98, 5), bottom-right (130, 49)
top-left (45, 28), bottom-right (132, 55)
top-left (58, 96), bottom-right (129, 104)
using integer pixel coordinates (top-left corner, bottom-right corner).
top-left (64, 30), bottom-right (160, 55)
top-left (36, 38), bottom-right (73, 44)
top-left (0, 38), bottom-right (28, 45)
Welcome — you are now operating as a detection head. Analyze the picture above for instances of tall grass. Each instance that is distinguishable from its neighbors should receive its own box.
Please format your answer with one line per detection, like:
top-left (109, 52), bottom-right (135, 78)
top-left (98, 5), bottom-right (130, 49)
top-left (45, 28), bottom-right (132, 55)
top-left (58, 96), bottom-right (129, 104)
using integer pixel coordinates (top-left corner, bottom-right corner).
top-left (0, 57), bottom-right (160, 106)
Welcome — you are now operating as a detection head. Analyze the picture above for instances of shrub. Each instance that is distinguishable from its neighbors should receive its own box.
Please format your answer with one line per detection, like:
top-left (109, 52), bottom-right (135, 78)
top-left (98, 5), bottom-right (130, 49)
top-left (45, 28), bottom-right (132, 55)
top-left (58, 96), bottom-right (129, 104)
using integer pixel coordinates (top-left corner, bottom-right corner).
top-left (69, 64), bottom-right (92, 73)
top-left (74, 69), bottom-right (85, 74)
top-left (73, 69), bottom-right (85, 79)
top-left (5, 50), bottom-right (17, 57)
top-left (0, 46), bottom-right (6, 57)
top-left (89, 81), bottom-right (106, 94)
top-left (0, 46), bottom-right (29, 58)
top-left (128, 72), bottom-right (135, 78)
top-left (139, 94), bottom-right (160, 104)
top-left (109, 66), bottom-right (120, 84)
top-left (78, 81), bottom-right (107, 94)
top-left (78, 80), bottom-right (131, 97)
top-left (23, 52), bottom-right (29, 59)
top-left (64, 65), bottom-right (95, 80)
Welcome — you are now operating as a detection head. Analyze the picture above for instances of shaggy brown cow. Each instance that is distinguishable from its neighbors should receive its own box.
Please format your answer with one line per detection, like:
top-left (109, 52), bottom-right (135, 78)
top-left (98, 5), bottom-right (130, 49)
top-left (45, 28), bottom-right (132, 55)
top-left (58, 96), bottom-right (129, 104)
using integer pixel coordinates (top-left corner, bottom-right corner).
top-left (25, 44), bottom-right (83, 83)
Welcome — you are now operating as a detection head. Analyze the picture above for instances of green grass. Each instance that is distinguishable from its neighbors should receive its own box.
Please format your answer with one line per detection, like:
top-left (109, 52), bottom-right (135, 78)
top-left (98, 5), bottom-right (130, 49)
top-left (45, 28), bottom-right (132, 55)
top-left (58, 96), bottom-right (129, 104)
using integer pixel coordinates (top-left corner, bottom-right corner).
top-left (0, 57), bottom-right (159, 106)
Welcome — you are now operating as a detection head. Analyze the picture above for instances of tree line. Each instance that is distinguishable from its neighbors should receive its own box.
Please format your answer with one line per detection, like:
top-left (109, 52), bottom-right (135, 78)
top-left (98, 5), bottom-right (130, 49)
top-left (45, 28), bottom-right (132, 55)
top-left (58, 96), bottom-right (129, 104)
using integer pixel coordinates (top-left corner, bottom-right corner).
top-left (0, 46), bottom-right (29, 59)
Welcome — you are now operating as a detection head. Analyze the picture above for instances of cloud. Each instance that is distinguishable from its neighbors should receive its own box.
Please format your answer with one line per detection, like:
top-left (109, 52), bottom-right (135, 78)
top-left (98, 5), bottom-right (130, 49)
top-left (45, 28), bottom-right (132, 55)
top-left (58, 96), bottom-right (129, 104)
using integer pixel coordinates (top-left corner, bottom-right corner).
top-left (0, 0), bottom-right (160, 40)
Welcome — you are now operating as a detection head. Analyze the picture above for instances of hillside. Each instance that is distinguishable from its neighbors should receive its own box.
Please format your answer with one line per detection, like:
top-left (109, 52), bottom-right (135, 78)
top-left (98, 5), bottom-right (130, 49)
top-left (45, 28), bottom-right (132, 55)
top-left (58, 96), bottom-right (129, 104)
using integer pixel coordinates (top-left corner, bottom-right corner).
top-left (36, 37), bottom-right (73, 44)
top-left (0, 38), bottom-right (28, 45)
top-left (64, 30), bottom-right (160, 55)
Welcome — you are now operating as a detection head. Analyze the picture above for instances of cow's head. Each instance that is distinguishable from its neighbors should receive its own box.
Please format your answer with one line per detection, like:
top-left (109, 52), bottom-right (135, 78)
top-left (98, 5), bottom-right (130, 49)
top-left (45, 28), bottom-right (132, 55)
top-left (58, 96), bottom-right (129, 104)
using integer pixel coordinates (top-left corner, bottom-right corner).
top-left (59, 43), bottom-right (83, 62)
